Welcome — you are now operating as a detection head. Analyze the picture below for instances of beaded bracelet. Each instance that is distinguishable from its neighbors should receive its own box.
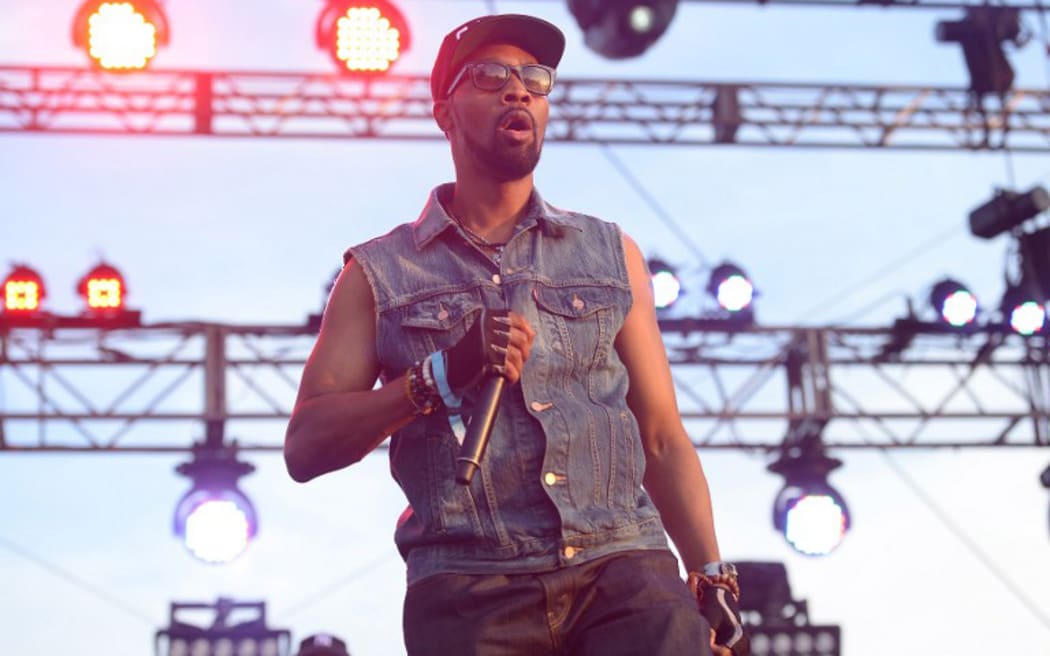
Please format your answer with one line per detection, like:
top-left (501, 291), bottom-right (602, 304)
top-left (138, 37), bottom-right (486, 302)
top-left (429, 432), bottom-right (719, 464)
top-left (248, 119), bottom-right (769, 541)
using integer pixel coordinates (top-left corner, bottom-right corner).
top-left (405, 359), bottom-right (441, 416)
top-left (687, 571), bottom-right (741, 602)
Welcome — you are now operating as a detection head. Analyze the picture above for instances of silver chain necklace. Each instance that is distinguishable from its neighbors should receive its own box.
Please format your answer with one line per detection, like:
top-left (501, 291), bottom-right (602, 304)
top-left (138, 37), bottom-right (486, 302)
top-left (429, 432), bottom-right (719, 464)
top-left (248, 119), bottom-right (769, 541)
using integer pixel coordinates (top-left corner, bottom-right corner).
top-left (450, 215), bottom-right (508, 265)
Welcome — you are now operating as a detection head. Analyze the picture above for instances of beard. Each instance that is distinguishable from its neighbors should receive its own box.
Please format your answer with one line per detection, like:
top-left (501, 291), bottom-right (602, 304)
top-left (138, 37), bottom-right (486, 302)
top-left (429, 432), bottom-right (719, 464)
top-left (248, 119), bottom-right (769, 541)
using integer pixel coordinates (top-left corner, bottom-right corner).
top-left (462, 126), bottom-right (543, 182)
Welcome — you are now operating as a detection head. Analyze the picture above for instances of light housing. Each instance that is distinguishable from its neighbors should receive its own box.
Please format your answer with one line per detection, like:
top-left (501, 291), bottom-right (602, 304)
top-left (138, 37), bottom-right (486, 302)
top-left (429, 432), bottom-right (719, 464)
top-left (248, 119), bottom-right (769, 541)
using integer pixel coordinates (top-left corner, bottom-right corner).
top-left (174, 445), bottom-right (258, 564)
top-left (929, 278), bottom-right (979, 327)
top-left (648, 258), bottom-right (682, 310)
top-left (315, 0), bottom-right (410, 74)
top-left (2, 265), bottom-right (46, 315)
top-left (936, 7), bottom-right (1022, 97)
top-left (1018, 226), bottom-right (1050, 302)
top-left (969, 186), bottom-right (1050, 240)
top-left (769, 445), bottom-right (850, 557)
top-left (568, 0), bottom-right (679, 59)
top-left (72, 0), bottom-right (170, 71)
top-left (707, 261), bottom-right (755, 313)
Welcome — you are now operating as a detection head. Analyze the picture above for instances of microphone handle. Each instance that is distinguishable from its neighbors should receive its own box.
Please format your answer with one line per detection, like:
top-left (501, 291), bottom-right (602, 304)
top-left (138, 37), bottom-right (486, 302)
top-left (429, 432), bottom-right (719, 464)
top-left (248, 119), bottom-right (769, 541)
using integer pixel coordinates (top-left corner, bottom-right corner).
top-left (455, 375), bottom-right (505, 485)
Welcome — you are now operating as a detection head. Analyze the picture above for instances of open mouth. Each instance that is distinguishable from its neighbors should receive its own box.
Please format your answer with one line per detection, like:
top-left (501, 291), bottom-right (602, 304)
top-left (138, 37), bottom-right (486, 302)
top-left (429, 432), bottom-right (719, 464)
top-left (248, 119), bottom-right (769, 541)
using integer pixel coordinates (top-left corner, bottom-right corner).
top-left (499, 111), bottom-right (534, 134)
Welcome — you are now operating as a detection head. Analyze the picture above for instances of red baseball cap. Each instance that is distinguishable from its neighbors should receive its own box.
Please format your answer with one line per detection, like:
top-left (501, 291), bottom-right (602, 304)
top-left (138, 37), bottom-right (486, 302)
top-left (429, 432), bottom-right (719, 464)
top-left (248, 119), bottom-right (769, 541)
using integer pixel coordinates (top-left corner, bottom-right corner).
top-left (430, 14), bottom-right (566, 101)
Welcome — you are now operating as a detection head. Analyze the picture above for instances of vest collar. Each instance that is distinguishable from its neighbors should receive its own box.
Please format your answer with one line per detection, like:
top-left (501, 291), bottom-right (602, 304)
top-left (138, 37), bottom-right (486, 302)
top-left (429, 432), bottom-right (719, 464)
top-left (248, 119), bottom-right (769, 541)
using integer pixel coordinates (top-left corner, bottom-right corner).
top-left (411, 183), bottom-right (582, 250)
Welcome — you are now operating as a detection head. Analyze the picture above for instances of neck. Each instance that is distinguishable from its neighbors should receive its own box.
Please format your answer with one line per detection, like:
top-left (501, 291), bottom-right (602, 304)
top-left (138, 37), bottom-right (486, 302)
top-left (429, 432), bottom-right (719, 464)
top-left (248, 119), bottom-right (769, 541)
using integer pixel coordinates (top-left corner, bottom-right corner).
top-left (448, 175), bottom-right (534, 241)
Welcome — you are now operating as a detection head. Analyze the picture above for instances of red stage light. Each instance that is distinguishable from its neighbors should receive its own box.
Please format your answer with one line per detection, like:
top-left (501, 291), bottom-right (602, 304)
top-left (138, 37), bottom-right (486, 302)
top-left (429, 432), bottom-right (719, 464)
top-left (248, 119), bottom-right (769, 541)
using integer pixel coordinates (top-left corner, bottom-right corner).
top-left (77, 262), bottom-right (126, 312)
top-left (316, 1), bottom-right (411, 74)
top-left (72, 0), bottom-right (170, 71)
top-left (3, 265), bottom-right (46, 314)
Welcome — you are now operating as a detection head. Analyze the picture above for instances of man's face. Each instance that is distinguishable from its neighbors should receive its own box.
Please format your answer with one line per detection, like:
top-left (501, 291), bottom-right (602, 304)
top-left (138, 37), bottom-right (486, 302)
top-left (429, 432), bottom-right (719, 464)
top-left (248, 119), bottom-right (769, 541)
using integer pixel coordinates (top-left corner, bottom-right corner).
top-left (441, 43), bottom-right (551, 182)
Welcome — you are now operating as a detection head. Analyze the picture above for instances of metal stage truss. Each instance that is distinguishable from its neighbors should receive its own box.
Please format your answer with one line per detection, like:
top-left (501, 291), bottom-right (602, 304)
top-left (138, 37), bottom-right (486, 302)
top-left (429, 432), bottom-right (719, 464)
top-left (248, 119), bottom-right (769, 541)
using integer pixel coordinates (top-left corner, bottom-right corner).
top-left (1, 321), bottom-right (1047, 453)
top-left (1, 66), bottom-right (1049, 151)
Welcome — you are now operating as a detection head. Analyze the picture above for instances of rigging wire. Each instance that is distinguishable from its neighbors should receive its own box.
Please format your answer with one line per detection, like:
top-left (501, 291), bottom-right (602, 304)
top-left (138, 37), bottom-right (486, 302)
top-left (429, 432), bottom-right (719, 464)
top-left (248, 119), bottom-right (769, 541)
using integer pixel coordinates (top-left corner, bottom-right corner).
top-left (598, 143), bottom-right (711, 269)
top-left (876, 451), bottom-right (1050, 632)
top-left (276, 551), bottom-right (396, 619)
top-left (0, 533), bottom-right (157, 626)
top-left (792, 221), bottom-right (965, 324)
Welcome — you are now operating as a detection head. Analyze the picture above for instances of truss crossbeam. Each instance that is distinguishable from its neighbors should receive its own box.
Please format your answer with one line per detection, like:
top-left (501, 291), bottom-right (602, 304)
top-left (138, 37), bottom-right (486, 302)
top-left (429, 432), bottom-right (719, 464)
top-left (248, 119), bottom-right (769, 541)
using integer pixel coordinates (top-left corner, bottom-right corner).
top-left (1, 67), bottom-right (1048, 151)
top-left (1, 322), bottom-right (1048, 453)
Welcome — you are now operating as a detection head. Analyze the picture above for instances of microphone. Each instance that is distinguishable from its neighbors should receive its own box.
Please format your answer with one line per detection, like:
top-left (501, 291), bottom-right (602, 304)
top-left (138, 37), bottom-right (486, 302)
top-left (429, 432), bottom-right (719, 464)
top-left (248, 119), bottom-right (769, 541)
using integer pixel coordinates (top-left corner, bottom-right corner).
top-left (455, 375), bottom-right (505, 485)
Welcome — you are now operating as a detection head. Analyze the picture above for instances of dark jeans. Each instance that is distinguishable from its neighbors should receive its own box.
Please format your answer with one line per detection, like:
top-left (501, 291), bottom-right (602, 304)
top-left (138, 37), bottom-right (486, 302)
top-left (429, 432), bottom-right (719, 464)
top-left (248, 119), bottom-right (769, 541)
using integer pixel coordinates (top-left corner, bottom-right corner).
top-left (403, 550), bottom-right (712, 656)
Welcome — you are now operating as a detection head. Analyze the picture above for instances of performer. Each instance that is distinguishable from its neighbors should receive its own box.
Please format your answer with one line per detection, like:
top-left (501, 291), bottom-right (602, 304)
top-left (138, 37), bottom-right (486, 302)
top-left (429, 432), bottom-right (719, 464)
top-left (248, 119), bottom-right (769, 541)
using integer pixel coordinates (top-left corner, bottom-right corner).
top-left (285, 13), bottom-right (748, 656)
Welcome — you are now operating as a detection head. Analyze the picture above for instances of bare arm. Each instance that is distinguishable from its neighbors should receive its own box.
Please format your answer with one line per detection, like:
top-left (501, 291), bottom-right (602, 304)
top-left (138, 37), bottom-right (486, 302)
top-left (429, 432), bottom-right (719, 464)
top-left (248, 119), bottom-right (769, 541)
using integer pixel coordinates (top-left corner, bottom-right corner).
top-left (284, 258), bottom-right (537, 483)
top-left (284, 259), bottom-right (416, 482)
top-left (614, 233), bottom-right (722, 572)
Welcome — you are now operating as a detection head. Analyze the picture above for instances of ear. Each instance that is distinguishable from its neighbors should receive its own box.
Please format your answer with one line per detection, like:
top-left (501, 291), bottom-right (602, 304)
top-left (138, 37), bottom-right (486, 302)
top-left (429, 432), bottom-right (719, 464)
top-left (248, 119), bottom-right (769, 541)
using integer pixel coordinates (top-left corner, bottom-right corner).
top-left (433, 100), bottom-right (454, 135)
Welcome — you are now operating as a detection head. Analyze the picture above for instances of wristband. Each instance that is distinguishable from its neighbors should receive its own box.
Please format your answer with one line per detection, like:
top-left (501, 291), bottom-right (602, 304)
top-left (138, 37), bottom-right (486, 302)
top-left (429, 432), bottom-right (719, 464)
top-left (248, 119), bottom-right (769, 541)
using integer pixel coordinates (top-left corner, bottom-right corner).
top-left (430, 351), bottom-right (462, 410)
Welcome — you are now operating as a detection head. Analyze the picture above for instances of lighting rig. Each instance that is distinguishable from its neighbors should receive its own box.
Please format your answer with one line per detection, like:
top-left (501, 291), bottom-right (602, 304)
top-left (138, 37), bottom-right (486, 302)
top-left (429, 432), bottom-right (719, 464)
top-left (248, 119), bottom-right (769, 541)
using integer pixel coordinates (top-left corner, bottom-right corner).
top-left (646, 258), bottom-right (757, 326)
top-left (1, 261), bottom-right (141, 330)
top-left (154, 598), bottom-right (291, 656)
top-left (174, 441), bottom-right (259, 565)
top-left (735, 562), bottom-right (842, 656)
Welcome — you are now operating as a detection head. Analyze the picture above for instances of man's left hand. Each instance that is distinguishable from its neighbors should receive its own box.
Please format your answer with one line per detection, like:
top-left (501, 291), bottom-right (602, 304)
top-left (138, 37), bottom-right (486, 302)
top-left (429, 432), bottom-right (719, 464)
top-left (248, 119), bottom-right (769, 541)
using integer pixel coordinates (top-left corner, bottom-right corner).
top-left (691, 575), bottom-right (750, 656)
top-left (710, 629), bottom-right (732, 656)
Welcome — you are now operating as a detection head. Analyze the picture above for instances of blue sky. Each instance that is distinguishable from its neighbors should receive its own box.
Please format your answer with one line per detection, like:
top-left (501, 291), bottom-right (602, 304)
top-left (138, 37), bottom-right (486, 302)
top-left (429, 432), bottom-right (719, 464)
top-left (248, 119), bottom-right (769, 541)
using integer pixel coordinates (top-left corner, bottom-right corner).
top-left (2, 1), bottom-right (1050, 654)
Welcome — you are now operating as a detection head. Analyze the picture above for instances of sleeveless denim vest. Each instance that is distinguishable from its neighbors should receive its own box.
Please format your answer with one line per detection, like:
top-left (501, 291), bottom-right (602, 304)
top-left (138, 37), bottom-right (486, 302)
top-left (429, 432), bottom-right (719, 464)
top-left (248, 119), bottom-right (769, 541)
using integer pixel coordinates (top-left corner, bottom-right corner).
top-left (348, 184), bottom-right (669, 585)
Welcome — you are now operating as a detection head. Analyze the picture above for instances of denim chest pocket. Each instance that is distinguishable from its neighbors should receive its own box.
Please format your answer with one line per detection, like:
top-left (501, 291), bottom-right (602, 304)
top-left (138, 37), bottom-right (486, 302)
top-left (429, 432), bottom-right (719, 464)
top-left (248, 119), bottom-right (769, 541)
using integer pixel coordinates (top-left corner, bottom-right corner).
top-left (391, 293), bottom-right (484, 363)
top-left (533, 284), bottom-right (628, 367)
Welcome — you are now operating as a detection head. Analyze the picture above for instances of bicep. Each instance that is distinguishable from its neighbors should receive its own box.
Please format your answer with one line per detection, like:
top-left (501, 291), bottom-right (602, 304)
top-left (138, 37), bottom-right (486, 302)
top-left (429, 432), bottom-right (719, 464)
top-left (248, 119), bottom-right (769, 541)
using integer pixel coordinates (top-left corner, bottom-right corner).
top-left (614, 233), bottom-right (682, 441)
top-left (295, 259), bottom-right (381, 404)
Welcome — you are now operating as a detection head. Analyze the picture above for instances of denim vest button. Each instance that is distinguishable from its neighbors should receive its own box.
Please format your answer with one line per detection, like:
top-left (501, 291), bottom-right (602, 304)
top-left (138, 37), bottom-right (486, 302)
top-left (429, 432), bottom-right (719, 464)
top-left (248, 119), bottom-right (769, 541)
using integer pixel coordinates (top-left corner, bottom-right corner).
top-left (563, 545), bottom-right (577, 559)
top-left (492, 274), bottom-right (501, 284)
top-left (530, 400), bottom-right (553, 412)
top-left (544, 472), bottom-right (558, 486)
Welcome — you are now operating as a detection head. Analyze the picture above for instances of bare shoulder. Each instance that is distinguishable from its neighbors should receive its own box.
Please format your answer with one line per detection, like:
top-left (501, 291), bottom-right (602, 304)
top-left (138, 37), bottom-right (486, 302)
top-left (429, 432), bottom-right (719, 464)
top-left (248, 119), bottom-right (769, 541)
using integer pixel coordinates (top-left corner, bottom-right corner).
top-left (296, 259), bottom-right (381, 403)
top-left (617, 229), bottom-right (654, 304)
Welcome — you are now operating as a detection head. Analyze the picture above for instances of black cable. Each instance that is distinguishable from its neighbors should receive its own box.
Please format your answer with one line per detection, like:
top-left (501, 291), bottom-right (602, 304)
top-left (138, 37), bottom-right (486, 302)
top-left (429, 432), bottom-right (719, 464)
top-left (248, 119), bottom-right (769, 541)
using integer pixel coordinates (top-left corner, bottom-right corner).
top-left (276, 551), bottom-right (396, 619)
top-left (0, 533), bottom-right (157, 626)
top-left (792, 221), bottom-right (964, 323)
top-left (598, 143), bottom-right (711, 268)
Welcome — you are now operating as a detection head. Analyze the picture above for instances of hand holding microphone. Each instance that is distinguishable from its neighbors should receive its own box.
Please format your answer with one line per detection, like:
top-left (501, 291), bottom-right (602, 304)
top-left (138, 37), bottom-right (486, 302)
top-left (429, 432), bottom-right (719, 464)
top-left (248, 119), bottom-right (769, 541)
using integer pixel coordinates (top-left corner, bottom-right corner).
top-left (442, 308), bottom-right (535, 485)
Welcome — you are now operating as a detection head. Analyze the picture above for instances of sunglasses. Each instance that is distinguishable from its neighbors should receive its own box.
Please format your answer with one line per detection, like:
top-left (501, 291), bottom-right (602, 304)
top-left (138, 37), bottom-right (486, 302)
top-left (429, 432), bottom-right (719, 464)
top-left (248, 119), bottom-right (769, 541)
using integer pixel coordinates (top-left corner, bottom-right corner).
top-left (445, 62), bottom-right (557, 98)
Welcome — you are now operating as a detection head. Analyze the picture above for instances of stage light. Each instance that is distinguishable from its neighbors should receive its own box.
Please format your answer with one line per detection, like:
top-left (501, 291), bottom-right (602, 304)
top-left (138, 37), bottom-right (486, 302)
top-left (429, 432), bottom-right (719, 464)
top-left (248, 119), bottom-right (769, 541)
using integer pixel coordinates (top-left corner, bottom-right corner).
top-left (648, 258), bottom-right (681, 310)
top-left (2, 265), bottom-right (46, 314)
top-left (707, 262), bottom-right (754, 313)
top-left (769, 447), bottom-right (850, 556)
top-left (969, 186), bottom-right (1050, 240)
top-left (316, 1), bottom-right (410, 74)
top-left (76, 262), bottom-right (126, 312)
top-left (929, 278), bottom-right (978, 327)
top-left (936, 7), bottom-right (1023, 98)
top-left (568, 0), bottom-right (679, 59)
top-left (1001, 285), bottom-right (1047, 335)
top-left (1019, 226), bottom-right (1050, 301)
top-left (174, 446), bottom-right (258, 564)
top-left (157, 599), bottom-right (292, 656)
top-left (72, 0), bottom-right (169, 71)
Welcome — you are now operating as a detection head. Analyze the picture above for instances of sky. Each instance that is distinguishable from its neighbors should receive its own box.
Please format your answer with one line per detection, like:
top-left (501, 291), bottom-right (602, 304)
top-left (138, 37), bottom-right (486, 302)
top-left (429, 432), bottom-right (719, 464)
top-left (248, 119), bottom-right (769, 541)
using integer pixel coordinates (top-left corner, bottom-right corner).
top-left (2, 1), bottom-right (1050, 655)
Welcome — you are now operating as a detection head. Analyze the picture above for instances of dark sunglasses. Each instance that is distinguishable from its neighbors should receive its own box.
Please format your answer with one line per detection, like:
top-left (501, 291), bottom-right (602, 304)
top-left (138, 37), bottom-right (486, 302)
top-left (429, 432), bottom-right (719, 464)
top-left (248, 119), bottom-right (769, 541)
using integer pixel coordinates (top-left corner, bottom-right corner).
top-left (445, 62), bottom-right (557, 98)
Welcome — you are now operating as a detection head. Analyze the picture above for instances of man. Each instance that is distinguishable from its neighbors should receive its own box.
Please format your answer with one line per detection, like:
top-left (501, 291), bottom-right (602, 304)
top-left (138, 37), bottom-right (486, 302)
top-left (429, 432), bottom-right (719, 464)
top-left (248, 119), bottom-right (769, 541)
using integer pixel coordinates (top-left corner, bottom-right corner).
top-left (285, 13), bottom-right (747, 656)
